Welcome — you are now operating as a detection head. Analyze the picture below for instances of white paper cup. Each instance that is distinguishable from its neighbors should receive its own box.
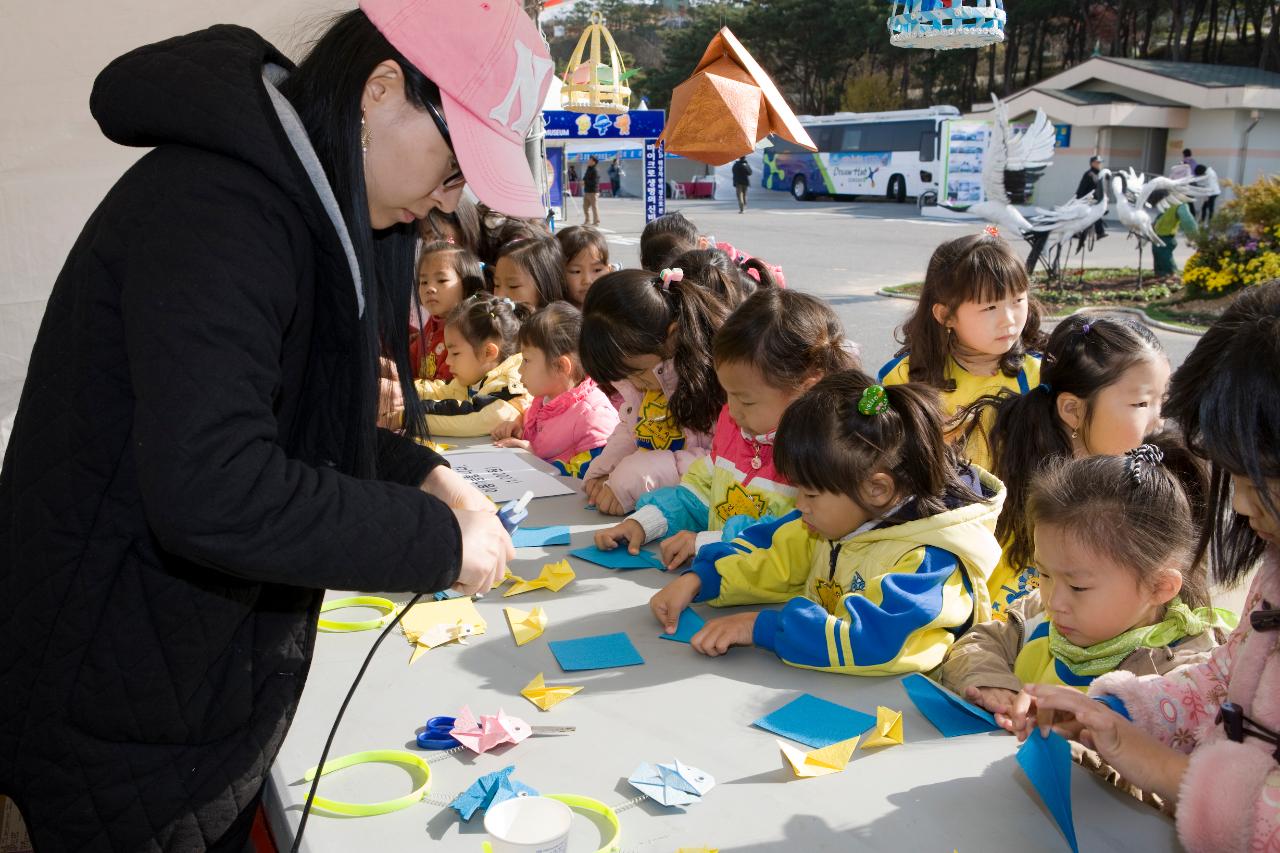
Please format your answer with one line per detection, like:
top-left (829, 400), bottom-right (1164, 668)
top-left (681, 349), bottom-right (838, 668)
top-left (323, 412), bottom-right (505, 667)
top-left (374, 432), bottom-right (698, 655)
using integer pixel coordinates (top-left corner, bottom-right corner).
top-left (482, 796), bottom-right (572, 853)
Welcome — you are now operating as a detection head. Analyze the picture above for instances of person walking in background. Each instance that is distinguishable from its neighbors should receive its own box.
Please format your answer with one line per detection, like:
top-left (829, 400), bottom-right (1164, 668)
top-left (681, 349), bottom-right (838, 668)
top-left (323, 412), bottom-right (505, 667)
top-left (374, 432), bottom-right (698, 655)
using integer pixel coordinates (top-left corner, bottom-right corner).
top-left (1194, 163), bottom-right (1220, 224)
top-left (732, 156), bottom-right (753, 214)
top-left (608, 157), bottom-right (622, 198)
top-left (1151, 190), bottom-right (1198, 277)
top-left (567, 162), bottom-right (579, 195)
top-left (583, 155), bottom-right (601, 225)
top-left (1182, 148), bottom-right (1198, 172)
top-left (1074, 155), bottom-right (1107, 240)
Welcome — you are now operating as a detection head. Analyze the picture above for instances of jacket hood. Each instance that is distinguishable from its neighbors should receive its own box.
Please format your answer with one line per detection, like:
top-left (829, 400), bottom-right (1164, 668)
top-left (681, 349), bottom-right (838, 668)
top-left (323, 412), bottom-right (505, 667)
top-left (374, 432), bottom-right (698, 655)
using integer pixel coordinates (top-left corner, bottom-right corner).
top-left (858, 465), bottom-right (1007, 614)
top-left (93, 26), bottom-right (298, 191)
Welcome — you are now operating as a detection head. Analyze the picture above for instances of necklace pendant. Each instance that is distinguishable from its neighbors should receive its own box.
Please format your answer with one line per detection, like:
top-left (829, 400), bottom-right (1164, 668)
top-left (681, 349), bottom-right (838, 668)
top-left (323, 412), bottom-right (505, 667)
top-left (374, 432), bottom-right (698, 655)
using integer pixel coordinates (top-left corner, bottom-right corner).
top-left (751, 455), bottom-right (762, 470)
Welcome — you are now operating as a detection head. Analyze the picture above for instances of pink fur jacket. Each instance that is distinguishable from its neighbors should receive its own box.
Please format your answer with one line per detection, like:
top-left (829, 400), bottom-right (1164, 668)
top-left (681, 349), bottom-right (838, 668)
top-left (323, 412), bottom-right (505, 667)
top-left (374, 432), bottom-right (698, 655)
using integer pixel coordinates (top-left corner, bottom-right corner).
top-left (1090, 547), bottom-right (1280, 852)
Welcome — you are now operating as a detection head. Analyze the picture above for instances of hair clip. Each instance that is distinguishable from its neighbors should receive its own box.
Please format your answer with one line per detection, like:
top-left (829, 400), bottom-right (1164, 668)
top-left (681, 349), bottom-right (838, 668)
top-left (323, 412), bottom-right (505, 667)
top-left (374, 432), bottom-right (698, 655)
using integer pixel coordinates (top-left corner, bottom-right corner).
top-left (445, 236), bottom-right (456, 244)
top-left (1124, 443), bottom-right (1164, 485)
top-left (657, 268), bottom-right (684, 292)
top-left (1081, 322), bottom-right (1092, 334)
top-left (857, 384), bottom-right (890, 417)
top-left (983, 224), bottom-right (1000, 238)
top-left (1039, 382), bottom-right (1053, 395)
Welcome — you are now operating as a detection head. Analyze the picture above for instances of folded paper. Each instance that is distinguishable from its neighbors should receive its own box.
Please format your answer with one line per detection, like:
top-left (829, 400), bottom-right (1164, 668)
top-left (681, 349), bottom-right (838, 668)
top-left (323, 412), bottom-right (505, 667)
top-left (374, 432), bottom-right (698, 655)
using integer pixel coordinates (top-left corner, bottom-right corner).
top-left (504, 606), bottom-right (548, 646)
top-left (778, 736), bottom-right (860, 778)
top-left (450, 765), bottom-right (538, 821)
top-left (752, 694), bottom-right (876, 749)
top-left (1018, 731), bottom-right (1079, 853)
top-left (399, 597), bottom-right (487, 664)
top-left (504, 559), bottom-right (576, 597)
top-left (548, 632), bottom-right (644, 671)
top-left (628, 759), bottom-right (715, 806)
top-left (449, 706), bottom-right (532, 755)
top-left (659, 607), bottom-right (706, 643)
top-left (659, 27), bottom-right (815, 166)
top-left (860, 706), bottom-right (904, 749)
top-left (520, 673), bottom-right (583, 711)
top-left (568, 545), bottom-right (665, 570)
top-left (900, 673), bottom-right (1000, 737)
top-left (512, 525), bottom-right (572, 547)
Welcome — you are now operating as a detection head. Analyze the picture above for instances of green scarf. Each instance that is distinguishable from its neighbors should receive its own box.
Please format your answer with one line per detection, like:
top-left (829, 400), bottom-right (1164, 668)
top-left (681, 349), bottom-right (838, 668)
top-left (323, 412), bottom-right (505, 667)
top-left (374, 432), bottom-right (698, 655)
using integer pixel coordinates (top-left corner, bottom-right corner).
top-left (1048, 597), bottom-right (1239, 677)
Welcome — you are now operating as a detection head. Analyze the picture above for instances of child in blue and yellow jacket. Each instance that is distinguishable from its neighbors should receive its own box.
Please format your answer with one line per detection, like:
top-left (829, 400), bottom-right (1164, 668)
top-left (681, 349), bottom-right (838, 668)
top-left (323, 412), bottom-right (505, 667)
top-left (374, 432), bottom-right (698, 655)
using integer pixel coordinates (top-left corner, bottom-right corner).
top-left (650, 370), bottom-right (1005, 676)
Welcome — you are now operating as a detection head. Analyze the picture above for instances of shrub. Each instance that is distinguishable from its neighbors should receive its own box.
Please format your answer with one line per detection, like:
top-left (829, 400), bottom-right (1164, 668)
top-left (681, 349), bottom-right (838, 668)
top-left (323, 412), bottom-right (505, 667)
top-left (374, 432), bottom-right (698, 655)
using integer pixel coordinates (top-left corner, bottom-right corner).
top-left (1184, 175), bottom-right (1280, 297)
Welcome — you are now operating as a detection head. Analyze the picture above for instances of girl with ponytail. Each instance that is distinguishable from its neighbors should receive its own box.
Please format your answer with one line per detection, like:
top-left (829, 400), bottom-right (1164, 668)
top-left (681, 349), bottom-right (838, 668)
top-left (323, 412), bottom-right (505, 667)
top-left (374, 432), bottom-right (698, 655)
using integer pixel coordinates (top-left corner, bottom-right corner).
top-left (961, 314), bottom-right (1172, 619)
top-left (579, 268), bottom-right (728, 515)
top-left (649, 369), bottom-right (1005, 676)
top-left (596, 289), bottom-right (857, 569)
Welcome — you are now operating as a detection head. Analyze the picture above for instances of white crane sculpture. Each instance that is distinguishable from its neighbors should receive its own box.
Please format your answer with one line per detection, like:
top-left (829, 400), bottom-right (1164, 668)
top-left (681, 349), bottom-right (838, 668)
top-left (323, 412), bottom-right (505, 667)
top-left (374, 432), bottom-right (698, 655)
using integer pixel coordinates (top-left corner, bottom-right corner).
top-left (1110, 167), bottom-right (1209, 283)
top-left (1024, 175), bottom-right (1110, 281)
top-left (942, 94), bottom-right (1057, 238)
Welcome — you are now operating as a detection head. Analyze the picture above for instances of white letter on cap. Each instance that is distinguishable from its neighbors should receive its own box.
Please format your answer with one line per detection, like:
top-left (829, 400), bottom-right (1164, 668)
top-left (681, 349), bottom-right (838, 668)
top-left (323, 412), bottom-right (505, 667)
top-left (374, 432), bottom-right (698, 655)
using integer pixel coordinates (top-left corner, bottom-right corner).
top-left (489, 40), bottom-right (554, 134)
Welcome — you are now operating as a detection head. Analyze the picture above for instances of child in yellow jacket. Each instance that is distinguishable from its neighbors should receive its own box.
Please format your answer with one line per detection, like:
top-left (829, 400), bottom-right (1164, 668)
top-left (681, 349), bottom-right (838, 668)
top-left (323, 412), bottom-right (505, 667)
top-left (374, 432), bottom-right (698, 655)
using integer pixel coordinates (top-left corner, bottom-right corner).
top-left (413, 294), bottom-right (532, 437)
top-left (650, 369), bottom-right (1005, 676)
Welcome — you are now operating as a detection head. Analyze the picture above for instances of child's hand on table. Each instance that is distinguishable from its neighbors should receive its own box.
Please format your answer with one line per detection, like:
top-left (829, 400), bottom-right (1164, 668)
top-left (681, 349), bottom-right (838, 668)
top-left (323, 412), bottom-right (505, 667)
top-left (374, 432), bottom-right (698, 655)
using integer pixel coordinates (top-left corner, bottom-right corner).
top-left (493, 438), bottom-right (531, 450)
top-left (595, 519), bottom-right (645, 554)
top-left (659, 530), bottom-right (698, 571)
top-left (593, 484), bottom-right (624, 515)
top-left (491, 419), bottom-right (523, 441)
top-left (691, 613), bottom-right (757, 657)
top-left (650, 573), bottom-right (701, 633)
top-left (583, 476), bottom-right (605, 504)
top-left (1015, 683), bottom-right (1191, 804)
top-left (965, 686), bottom-right (1023, 730)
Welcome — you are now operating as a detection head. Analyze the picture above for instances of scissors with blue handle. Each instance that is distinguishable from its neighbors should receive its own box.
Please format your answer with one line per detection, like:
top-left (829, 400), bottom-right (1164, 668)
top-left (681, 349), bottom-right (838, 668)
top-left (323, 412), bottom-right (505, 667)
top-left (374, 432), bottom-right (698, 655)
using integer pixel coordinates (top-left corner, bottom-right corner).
top-left (416, 715), bottom-right (575, 750)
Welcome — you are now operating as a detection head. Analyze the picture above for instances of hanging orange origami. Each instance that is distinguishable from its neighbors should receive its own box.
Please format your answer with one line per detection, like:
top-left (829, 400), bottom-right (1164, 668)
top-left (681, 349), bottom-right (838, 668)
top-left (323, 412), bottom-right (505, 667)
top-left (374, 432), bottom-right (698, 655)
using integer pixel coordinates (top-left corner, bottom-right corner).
top-left (659, 27), bottom-right (815, 166)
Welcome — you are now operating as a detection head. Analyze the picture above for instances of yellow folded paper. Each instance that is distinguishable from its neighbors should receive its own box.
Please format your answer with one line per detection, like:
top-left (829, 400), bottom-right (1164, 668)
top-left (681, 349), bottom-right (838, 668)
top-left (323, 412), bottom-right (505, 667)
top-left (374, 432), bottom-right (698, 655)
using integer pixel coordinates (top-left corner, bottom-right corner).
top-left (860, 706), bottom-right (904, 749)
top-left (504, 559), bottom-right (575, 597)
top-left (504, 606), bottom-right (549, 646)
top-left (520, 672), bottom-right (583, 711)
top-left (399, 597), bottom-right (487, 665)
top-left (778, 736), bottom-right (860, 778)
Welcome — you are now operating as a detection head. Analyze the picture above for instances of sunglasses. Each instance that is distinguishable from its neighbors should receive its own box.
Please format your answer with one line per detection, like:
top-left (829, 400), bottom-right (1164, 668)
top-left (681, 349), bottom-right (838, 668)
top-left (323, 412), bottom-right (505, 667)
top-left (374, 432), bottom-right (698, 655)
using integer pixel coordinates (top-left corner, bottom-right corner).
top-left (1218, 701), bottom-right (1280, 762)
top-left (423, 99), bottom-right (466, 190)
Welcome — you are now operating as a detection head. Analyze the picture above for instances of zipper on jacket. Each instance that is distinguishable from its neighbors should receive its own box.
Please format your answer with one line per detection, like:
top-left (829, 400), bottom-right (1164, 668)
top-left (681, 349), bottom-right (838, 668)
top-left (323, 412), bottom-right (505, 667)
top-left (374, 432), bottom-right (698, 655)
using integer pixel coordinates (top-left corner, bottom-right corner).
top-left (828, 543), bottom-right (842, 582)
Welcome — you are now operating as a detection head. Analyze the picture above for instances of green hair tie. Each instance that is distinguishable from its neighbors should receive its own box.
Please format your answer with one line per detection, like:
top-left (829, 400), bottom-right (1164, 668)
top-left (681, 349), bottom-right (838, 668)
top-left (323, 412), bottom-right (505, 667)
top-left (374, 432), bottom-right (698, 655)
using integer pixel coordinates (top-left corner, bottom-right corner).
top-left (858, 384), bottom-right (889, 416)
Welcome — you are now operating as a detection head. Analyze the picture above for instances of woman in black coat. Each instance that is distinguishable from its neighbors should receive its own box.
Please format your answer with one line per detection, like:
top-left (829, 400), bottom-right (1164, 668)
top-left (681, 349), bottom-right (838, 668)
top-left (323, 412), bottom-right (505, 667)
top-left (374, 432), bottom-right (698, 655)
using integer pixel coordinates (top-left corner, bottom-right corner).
top-left (0, 1), bottom-right (552, 849)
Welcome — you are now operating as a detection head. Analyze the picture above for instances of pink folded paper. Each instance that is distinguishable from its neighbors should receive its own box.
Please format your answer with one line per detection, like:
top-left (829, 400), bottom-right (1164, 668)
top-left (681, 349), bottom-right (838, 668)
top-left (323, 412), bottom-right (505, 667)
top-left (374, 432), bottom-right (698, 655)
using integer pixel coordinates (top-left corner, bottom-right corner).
top-left (450, 706), bottom-right (533, 754)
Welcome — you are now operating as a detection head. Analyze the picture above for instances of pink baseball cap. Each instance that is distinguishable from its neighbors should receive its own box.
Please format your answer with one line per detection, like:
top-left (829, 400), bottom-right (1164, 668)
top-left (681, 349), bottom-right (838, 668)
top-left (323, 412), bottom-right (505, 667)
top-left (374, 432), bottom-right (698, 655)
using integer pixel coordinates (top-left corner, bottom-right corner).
top-left (360, 0), bottom-right (553, 218)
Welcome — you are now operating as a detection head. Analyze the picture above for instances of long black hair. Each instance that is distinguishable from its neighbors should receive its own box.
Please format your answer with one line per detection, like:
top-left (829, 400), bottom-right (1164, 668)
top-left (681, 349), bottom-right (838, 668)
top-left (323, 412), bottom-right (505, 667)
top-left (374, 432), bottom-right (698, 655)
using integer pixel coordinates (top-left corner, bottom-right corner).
top-left (580, 269), bottom-right (728, 434)
top-left (895, 232), bottom-right (1045, 390)
top-left (279, 9), bottom-right (441, 460)
top-left (962, 313), bottom-right (1167, 569)
top-left (1166, 279), bottom-right (1280, 588)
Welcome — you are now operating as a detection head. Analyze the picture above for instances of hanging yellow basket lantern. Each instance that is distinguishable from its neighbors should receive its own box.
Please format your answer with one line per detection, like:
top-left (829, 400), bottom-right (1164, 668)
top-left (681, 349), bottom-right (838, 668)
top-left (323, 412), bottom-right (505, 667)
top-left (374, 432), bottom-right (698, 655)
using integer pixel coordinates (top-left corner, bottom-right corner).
top-left (561, 12), bottom-right (631, 115)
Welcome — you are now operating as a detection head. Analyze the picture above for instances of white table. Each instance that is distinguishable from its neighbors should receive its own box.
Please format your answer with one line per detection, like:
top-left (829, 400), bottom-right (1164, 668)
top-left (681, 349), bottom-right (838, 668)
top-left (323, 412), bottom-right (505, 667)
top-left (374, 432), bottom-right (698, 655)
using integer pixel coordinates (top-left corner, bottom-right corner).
top-left (266, 448), bottom-right (1179, 852)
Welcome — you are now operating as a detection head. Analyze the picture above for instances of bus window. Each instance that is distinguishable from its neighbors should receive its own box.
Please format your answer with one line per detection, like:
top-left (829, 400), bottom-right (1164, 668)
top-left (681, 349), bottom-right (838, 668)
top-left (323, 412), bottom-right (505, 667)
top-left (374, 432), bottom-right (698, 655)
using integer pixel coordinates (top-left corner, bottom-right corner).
top-left (920, 130), bottom-right (938, 162)
top-left (840, 126), bottom-right (862, 151)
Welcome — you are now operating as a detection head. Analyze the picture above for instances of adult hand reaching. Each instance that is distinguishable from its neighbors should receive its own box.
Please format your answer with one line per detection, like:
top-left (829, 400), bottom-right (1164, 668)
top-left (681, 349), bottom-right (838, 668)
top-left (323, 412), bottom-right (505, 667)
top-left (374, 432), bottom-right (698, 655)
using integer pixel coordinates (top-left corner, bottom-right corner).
top-left (449, 507), bottom-right (513, 595)
top-left (421, 464), bottom-right (495, 514)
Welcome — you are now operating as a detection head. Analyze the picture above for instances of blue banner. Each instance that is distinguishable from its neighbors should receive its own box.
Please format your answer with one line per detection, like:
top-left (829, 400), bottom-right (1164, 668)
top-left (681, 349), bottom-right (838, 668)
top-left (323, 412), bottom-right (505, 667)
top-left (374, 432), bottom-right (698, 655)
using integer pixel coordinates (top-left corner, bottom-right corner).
top-left (644, 139), bottom-right (666, 223)
top-left (543, 109), bottom-right (666, 139)
top-left (545, 146), bottom-right (564, 211)
top-left (1054, 124), bottom-right (1072, 149)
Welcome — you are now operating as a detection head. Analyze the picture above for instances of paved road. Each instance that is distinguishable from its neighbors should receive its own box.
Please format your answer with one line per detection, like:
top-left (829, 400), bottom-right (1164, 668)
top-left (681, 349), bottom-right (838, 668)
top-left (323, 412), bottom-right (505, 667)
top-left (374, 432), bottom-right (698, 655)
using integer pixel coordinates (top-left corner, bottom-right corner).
top-left (571, 193), bottom-right (1199, 371)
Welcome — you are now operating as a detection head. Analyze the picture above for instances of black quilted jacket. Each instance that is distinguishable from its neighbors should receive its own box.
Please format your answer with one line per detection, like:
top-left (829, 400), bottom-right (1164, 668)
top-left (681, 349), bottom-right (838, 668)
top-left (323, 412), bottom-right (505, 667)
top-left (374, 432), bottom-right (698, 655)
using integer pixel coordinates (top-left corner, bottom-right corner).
top-left (0, 26), bottom-right (463, 850)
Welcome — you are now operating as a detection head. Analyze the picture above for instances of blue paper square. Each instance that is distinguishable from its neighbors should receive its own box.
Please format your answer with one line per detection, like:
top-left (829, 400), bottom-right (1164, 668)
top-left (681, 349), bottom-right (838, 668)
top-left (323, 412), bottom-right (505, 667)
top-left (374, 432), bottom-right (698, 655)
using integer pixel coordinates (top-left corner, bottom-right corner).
top-left (751, 694), bottom-right (876, 748)
top-left (900, 673), bottom-right (1000, 737)
top-left (512, 526), bottom-right (571, 547)
top-left (568, 545), bottom-right (665, 570)
top-left (548, 632), bottom-right (645, 671)
top-left (1017, 731), bottom-right (1079, 853)
top-left (659, 607), bottom-right (706, 643)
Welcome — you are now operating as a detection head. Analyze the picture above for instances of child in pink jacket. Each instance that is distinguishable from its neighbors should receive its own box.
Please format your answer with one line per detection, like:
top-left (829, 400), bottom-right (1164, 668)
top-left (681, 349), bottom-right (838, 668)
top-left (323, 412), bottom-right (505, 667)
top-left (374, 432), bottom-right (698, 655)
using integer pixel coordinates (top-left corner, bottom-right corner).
top-left (578, 268), bottom-right (726, 515)
top-left (492, 302), bottom-right (618, 478)
top-left (1013, 282), bottom-right (1280, 853)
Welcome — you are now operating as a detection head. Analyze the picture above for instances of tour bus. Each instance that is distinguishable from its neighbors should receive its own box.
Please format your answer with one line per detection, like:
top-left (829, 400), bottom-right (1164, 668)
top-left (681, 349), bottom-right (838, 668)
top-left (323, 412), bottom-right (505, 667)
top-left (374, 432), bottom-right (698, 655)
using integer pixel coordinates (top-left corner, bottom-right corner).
top-left (761, 105), bottom-right (959, 203)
